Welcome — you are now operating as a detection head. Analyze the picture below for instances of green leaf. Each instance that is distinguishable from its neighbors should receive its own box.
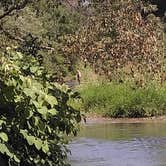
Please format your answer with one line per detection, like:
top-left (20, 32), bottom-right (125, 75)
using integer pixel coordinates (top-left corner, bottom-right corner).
top-left (47, 126), bottom-right (52, 134)
top-left (16, 52), bottom-right (23, 59)
top-left (20, 130), bottom-right (28, 137)
top-left (0, 143), bottom-right (8, 154)
top-left (0, 132), bottom-right (8, 142)
top-left (34, 139), bottom-right (42, 150)
top-left (27, 136), bottom-right (36, 146)
top-left (32, 100), bottom-right (41, 108)
top-left (38, 120), bottom-right (45, 131)
top-left (0, 143), bottom-right (17, 162)
top-left (13, 155), bottom-right (20, 163)
top-left (42, 141), bottom-right (49, 153)
top-left (20, 130), bottom-right (34, 145)
top-left (45, 95), bottom-right (58, 108)
top-left (48, 109), bottom-right (57, 115)
top-left (0, 120), bottom-right (6, 126)
top-left (32, 116), bottom-right (39, 126)
top-left (32, 82), bottom-right (43, 91)
top-left (23, 88), bottom-right (36, 99)
top-left (37, 107), bottom-right (48, 116)
top-left (20, 130), bottom-right (42, 150)
top-left (30, 66), bottom-right (38, 73)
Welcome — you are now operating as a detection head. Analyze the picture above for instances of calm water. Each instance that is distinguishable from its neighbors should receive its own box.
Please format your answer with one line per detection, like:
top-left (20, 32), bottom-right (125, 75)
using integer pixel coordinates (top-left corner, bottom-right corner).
top-left (69, 121), bottom-right (166, 166)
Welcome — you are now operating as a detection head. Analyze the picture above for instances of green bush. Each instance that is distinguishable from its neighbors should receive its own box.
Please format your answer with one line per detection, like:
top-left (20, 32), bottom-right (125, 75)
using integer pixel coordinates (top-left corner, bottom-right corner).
top-left (0, 49), bottom-right (81, 166)
top-left (76, 82), bottom-right (166, 118)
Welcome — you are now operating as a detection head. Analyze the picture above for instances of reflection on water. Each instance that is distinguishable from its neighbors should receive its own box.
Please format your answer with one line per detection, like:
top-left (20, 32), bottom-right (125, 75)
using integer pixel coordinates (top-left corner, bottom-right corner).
top-left (69, 122), bottom-right (166, 166)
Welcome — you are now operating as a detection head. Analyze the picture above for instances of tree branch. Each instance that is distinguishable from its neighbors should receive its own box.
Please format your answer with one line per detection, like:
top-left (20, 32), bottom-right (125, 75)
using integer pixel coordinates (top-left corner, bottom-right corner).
top-left (0, 25), bottom-right (55, 51)
top-left (0, 0), bottom-right (31, 20)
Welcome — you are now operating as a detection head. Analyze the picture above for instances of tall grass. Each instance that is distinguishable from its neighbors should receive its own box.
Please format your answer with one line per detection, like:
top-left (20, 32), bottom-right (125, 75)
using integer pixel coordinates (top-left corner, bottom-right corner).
top-left (73, 81), bottom-right (166, 118)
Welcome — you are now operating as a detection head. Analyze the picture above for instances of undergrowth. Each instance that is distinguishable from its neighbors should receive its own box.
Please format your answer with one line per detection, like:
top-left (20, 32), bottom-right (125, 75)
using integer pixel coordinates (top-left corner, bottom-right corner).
top-left (70, 81), bottom-right (166, 118)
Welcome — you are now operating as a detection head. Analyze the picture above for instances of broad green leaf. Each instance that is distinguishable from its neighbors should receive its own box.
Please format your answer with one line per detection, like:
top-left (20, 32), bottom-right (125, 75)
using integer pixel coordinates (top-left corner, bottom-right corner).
top-left (32, 82), bottom-right (43, 91)
top-left (0, 143), bottom-right (14, 159)
top-left (0, 132), bottom-right (8, 142)
top-left (23, 88), bottom-right (36, 99)
top-left (32, 100), bottom-right (41, 108)
top-left (37, 107), bottom-right (48, 115)
top-left (20, 130), bottom-right (43, 151)
top-left (48, 108), bottom-right (57, 115)
top-left (34, 139), bottom-right (42, 150)
top-left (38, 120), bottom-right (45, 131)
top-left (45, 95), bottom-right (58, 108)
top-left (37, 93), bottom-right (46, 105)
top-left (27, 136), bottom-right (36, 146)
top-left (20, 130), bottom-right (28, 137)
top-left (0, 143), bottom-right (8, 154)
top-left (42, 141), bottom-right (49, 153)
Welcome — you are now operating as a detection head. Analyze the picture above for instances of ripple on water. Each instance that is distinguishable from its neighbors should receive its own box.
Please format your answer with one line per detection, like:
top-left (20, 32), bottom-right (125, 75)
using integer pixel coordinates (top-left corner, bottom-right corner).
top-left (69, 123), bottom-right (166, 166)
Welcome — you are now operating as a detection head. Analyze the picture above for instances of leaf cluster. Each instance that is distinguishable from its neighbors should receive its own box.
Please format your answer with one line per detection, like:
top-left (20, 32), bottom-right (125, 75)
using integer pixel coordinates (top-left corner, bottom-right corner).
top-left (0, 48), bottom-right (81, 165)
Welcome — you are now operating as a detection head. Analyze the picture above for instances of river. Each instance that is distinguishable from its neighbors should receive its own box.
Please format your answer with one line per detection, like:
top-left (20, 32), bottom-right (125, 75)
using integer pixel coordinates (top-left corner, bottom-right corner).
top-left (69, 121), bottom-right (166, 166)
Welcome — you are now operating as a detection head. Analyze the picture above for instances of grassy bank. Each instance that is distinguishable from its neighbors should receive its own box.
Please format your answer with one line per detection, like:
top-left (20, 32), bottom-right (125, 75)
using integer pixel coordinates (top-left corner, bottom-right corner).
top-left (70, 81), bottom-right (166, 118)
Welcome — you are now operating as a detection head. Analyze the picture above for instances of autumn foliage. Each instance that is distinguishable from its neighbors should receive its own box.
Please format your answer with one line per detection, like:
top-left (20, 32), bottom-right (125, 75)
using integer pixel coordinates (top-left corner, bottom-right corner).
top-left (63, 0), bottom-right (165, 85)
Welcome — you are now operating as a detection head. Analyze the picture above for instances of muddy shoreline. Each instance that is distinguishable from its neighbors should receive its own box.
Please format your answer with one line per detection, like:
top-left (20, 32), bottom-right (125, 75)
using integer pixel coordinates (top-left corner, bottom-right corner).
top-left (83, 114), bottom-right (166, 124)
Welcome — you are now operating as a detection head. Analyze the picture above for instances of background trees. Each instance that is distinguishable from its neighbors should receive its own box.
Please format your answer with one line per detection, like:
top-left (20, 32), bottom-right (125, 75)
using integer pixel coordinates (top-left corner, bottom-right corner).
top-left (0, 0), bottom-right (165, 165)
top-left (0, 0), bottom-right (82, 82)
top-left (64, 0), bottom-right (165, 85)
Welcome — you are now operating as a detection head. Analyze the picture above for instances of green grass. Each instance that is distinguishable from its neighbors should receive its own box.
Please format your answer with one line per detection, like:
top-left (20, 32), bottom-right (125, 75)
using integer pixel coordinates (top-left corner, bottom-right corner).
top-left (70, 81), bottom-right (166, 118)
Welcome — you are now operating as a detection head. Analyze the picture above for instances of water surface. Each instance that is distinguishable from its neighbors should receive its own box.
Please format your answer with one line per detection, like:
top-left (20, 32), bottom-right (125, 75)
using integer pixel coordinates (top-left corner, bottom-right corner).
top-left (69, 122), bottom-right (166, 166)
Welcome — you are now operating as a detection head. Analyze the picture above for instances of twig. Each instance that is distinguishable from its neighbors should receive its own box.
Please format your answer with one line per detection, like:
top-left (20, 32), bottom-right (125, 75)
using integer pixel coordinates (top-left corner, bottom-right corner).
top-left (0, 25), bottom-right (55, 51)
top-left (0, 0), bottom-right (31, 20)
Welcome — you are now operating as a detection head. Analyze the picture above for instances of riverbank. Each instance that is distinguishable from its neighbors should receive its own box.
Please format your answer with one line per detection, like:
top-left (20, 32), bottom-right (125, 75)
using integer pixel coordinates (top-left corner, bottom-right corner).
top-left (84, 114), bottom-right (166, 124)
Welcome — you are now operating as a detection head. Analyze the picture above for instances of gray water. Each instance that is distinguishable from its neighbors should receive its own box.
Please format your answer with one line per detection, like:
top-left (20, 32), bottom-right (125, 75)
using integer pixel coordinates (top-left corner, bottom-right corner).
top-left (69, 122), bottom-right (166, 166)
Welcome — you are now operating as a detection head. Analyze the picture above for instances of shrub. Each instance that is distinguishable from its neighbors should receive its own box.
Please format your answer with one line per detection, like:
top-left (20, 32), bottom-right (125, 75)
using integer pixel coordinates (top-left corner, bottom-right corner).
top-left (0, 48), bottom-right (81, 166)
top-left (77, 82), bottom-right (166, 118)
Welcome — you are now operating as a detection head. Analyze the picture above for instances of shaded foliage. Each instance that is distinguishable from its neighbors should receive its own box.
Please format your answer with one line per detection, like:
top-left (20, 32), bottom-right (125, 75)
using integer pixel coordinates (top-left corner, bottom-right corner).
top-left (0, 0), bottom-right (82, 82)
top-left (0, 48), bottom-right (81, 165)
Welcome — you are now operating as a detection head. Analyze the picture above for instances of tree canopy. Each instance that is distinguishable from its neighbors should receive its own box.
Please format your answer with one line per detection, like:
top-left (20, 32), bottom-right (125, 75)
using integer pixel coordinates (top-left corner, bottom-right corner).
top-left (0, 0), bottom-right (165, 165)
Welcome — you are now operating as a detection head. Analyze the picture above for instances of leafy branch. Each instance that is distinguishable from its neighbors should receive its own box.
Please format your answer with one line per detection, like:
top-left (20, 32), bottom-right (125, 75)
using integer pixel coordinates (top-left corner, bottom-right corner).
top-left (0, 0), bottom-right (33, 20)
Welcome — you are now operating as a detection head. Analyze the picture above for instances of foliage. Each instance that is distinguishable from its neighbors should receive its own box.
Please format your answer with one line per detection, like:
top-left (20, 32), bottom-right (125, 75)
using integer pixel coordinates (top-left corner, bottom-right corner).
top-left (0, 0), bottom-right (83, 82)
top-left (74, 81), bottom-right (166, 118)
top-left (0, 48), bottom-right (81, 166)
top-left (64, 0), bottom-right (166, 84)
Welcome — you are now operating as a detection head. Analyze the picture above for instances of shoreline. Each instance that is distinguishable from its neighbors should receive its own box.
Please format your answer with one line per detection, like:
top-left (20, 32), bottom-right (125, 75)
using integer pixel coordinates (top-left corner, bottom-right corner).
top-left (83, 114), bottom-right (166, 124)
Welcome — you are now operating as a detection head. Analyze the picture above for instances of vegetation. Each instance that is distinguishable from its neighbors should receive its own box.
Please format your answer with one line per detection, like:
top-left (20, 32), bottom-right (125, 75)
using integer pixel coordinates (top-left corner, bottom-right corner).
top-left (0, 48), bottom-right (82, 165)
top-left (0, 0), bottom-right (82, 82)
top-left (66, 0), bottom-right (166, 118)
top-left (0, 0), bottom-right (166, 165)
top-left (0, 1), bottom-right (82, 165)
top-left (72, 81), bottom-right (166, 118)
top-left (64, 0), bottom-right (166, 85)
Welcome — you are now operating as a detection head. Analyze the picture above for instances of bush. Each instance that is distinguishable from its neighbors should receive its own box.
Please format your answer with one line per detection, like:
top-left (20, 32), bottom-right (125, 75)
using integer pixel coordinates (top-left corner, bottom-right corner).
top-left (76, 81), bottom-right (166, 118)
top-left (0, 48), bottom-right (81, 166)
